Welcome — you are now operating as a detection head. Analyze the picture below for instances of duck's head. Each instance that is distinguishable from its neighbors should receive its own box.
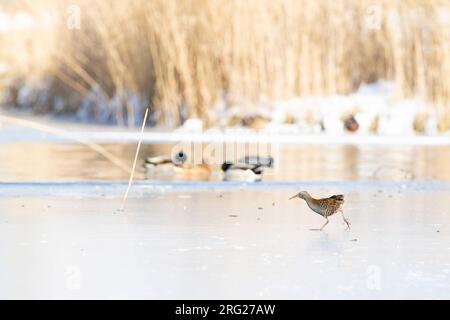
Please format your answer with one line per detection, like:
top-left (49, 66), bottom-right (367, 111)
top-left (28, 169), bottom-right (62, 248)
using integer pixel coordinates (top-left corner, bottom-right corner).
top-left (221, 162), bottom-right (234, 172)
top-left (173, 150), bottom-right (188, 165)
top-left (289, 191), bottom-right (310, 200)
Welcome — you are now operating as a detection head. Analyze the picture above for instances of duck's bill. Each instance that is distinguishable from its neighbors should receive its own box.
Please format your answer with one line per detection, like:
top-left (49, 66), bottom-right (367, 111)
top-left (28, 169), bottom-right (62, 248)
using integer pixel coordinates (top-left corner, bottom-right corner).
top-left (289, 194), bottom-right (297, 200)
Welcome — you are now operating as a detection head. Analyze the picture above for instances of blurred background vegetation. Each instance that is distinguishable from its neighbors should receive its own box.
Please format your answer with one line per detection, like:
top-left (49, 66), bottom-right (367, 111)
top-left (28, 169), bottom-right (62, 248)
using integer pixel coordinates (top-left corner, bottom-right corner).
top-left (0, 0), bottom-right (449, 127)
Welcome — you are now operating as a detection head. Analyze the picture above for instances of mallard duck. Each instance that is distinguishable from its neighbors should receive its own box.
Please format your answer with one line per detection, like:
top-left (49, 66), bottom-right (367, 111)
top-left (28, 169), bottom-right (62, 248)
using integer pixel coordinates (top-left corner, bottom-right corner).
top-left (241, 115), bottom-right (270, 130)
top-left (221, 156), bottom-right (273, 182)
top-left (343, 115), bottom-right (359, 132)
top-left (221, 162), bottom-right (264, 181)
top-left (145, 150), bottom-right (211, 180)
top-left (173, 150), bottom-right (211, 179)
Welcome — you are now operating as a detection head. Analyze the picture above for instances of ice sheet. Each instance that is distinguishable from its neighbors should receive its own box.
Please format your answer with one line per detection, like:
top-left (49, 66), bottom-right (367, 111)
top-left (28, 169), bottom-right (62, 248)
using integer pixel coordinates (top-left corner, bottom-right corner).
top-left (0, 182), bottom-right (449, 299)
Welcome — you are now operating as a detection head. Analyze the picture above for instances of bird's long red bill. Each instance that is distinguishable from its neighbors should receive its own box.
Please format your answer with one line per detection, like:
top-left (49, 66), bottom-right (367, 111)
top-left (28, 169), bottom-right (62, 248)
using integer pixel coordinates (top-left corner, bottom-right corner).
top-left (289, 194), bottom-right (297, 200)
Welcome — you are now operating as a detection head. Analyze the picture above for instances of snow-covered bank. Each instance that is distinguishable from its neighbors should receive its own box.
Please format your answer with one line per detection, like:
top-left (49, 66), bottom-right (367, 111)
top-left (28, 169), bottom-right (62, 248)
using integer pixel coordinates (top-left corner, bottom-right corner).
top-left (207, 82), bottom-right (449, 136)
top-left (190, 81), bottom-right (449, 137)
top-left (0, 112), bottom-right (449, 146)
top-left (2, 81), bottom-right (450, 139)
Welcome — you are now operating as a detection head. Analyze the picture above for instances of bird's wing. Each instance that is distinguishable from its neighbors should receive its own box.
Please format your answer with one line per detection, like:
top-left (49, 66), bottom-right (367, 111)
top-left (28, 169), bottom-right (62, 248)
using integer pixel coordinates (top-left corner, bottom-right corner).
top-left (330, 194), bottom-right (344, 201)
top-left (230, 163), bottom-right (262, 171)
top-left (238, 156), bottom-right (274, 168)
top-left (145, 156), bottom-right (173, 165)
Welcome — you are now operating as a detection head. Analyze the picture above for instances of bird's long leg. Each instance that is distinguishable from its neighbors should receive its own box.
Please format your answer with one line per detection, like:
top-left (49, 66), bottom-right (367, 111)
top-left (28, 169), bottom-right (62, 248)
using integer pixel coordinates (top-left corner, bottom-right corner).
top-left (310, 218), bottom-right (329, 231)
top-left (340, 210), bottom-right (351, 230)
top-left (319, 218), bottom-right (329, 231)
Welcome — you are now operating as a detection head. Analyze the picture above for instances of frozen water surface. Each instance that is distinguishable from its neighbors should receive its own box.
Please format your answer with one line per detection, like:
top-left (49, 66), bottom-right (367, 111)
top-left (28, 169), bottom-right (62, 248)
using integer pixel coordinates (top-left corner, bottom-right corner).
top-left (0, 182), bottom-right (450, 299)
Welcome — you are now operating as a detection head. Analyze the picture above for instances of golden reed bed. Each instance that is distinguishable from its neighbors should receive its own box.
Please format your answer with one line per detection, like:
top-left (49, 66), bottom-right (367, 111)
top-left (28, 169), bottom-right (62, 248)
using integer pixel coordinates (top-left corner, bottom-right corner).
top-left (1, 0), bottom-right (449, 126)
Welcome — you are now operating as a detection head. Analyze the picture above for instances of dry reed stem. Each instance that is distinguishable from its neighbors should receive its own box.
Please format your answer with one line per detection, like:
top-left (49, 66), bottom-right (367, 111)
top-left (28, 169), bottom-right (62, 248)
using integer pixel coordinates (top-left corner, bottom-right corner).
top-left (120, 107), bottom-right (148, 211)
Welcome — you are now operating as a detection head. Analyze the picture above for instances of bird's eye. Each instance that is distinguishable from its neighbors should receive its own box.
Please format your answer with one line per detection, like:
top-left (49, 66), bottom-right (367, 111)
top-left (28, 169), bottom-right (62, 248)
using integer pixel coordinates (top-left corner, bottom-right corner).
top-left (174, 151), bottom-right (188, 164)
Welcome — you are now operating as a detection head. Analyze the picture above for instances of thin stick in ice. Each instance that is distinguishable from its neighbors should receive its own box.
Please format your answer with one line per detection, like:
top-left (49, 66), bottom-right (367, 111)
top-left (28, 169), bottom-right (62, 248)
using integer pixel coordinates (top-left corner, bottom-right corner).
top-left (120, 108), bottom-right (149, 211)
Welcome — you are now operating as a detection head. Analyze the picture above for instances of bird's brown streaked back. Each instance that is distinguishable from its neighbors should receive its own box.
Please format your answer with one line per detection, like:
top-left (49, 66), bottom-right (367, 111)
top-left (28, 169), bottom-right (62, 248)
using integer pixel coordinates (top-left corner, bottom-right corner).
top-left (289, 191), bottom-right (350, 231)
